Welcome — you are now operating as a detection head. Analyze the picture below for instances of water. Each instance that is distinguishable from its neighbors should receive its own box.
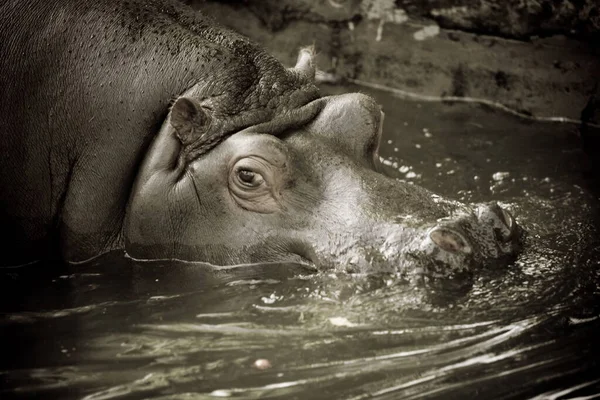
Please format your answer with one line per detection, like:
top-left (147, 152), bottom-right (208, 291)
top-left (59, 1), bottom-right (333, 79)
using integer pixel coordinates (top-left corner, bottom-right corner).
top-left (1, 84), bottom-right (599, 399)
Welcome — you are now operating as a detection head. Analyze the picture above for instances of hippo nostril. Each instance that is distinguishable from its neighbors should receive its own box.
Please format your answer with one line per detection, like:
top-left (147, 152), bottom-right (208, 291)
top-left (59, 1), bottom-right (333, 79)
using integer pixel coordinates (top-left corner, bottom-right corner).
top-left (495, 207), bottom-right (515, 242)
top-left (477, 203), bottom-right (516, 243)
top-left (429, 228), bottom-right (472, 254)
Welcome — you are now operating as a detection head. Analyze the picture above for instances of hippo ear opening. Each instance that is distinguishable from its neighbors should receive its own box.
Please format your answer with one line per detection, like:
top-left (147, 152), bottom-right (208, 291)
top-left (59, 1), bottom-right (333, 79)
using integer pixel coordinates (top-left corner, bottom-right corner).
top-left (170, 97), bottom-right (211, 146)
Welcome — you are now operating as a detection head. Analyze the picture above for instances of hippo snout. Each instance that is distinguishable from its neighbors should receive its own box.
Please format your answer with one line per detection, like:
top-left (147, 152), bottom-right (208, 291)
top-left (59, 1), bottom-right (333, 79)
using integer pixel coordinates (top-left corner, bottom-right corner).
top-left (411, 203), bottom-right (522, 278)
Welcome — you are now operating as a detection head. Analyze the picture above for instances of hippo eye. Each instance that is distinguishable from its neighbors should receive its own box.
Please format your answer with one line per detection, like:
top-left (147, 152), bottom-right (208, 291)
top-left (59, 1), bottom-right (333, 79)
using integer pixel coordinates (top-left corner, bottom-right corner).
top-left (236, 168), bottom-right (264, 188)
top-left (228, 155), bottom-right (284, 213)
top-left (230, 157), bottom-right (271, 192)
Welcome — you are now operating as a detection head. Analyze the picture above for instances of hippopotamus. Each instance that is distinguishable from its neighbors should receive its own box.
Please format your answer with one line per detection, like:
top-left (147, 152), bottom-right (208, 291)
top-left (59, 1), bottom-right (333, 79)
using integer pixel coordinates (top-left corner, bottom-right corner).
top-left (0, 0), bottom-right (522, 281)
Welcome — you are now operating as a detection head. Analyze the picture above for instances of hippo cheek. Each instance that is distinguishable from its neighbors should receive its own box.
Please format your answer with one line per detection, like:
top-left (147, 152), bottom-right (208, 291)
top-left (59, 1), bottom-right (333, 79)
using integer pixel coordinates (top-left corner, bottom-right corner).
top-left (220, 233), bottom-right (319, 268)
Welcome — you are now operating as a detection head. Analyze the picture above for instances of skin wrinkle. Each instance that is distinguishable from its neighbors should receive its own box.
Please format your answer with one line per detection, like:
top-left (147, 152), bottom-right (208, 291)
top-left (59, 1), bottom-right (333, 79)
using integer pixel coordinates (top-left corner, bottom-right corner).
top-left (184, 93), bottom-right (323, 162)
top-left (169, 179), bottom-right (189, 258)
top-left (233, 70), bottom-right (260, 115)
top-left (186, 170), bottom-right (204, 219)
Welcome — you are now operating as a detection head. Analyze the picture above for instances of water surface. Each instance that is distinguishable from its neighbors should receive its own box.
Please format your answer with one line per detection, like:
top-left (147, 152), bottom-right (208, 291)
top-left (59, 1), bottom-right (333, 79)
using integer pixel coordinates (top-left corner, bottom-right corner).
top-left (1, 84), bottom-right (599, 399)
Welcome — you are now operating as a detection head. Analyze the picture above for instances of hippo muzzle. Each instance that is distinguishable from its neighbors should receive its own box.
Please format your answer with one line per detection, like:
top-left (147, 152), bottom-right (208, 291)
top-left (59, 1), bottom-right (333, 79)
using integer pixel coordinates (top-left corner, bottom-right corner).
top-left (405, 201), bottom-right (522, 279)
top-left (320, 190), bottom-right (523, 281)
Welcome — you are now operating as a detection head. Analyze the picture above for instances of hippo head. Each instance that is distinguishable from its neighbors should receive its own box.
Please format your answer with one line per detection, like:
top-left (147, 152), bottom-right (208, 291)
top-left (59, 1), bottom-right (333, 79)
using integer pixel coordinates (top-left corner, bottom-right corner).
top-left (125, 93), bottom-right (522, 283)
top-left (125, 64), bottom-right (522, 282)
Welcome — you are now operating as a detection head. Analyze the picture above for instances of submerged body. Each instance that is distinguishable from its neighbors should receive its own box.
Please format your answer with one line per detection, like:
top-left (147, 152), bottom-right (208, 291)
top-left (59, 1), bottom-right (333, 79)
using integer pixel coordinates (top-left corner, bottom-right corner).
top-left (0, 0), bottom-right (521, 280)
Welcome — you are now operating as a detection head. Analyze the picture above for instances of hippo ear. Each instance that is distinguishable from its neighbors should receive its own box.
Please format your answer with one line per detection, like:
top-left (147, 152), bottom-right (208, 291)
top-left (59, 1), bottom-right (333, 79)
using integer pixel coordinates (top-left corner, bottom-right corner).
top-left (292, 46), bottom-right (316, 81)
top-left (308, 94), bottom-right (382, 139)
top-left (169, 97), bottom-right (211, 145)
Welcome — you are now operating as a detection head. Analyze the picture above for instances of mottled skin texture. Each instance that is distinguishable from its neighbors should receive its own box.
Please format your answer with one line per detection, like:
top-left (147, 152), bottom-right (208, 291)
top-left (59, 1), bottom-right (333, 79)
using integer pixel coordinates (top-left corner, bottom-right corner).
top-left (0, 0), bottom-right (521, 280)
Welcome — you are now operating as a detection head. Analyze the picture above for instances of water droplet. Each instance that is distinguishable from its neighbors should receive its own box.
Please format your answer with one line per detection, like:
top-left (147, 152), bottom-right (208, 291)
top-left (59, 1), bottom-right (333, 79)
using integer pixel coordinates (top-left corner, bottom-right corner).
top-left (253, 359), bottom-right (272, 370)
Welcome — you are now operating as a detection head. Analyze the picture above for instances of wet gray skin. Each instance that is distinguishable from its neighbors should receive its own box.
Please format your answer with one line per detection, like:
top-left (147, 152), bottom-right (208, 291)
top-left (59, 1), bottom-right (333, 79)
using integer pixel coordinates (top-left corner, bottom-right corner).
top-left (0, 0), bottom-right (521, 278)
top-left (126, 82), bottom-right (523, 281)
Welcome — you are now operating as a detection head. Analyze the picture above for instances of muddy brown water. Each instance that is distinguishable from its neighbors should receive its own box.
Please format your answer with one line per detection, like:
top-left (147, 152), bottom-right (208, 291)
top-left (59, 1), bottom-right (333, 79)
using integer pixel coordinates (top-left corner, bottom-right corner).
top-left (1, 84), bottom-right (599, 399)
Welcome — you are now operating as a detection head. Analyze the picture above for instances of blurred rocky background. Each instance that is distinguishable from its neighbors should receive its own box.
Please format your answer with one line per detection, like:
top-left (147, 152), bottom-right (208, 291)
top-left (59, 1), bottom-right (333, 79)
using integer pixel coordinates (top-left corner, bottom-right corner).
top-left (186, 0), bottom-right (599, 127)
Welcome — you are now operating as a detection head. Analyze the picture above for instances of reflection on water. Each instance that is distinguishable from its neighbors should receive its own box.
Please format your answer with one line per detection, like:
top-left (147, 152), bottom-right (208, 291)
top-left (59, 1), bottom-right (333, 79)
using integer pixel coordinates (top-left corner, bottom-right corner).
top-left (1, 85), bottom-right (599, 399)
